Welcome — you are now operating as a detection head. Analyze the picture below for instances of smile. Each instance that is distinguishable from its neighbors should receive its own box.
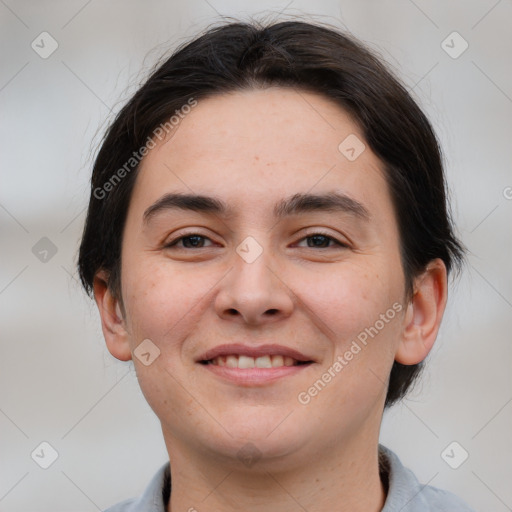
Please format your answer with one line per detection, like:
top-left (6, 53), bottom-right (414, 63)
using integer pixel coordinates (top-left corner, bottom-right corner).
top-left (204, 354), bottom-right (309, 368)
top-left (196, 344), bottom-right (315, 385)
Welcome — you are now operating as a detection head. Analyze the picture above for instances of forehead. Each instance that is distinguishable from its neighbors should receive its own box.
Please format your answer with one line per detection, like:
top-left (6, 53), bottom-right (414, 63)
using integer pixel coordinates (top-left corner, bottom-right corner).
top-left (132, 87), bottom-right (392, 222)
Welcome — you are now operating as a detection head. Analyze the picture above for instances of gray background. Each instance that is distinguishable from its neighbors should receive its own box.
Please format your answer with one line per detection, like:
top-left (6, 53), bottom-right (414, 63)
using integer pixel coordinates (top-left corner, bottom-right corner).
top-left (1, 1), bottom-right (511, 510)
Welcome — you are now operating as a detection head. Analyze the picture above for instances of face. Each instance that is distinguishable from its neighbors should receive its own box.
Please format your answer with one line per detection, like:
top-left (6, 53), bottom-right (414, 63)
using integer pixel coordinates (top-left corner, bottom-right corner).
top-left (109, 88), bottom-right (411, 467)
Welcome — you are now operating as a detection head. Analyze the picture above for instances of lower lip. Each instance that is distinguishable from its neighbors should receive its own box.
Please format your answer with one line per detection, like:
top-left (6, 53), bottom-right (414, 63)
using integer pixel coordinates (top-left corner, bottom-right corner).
top-left (199, 363), bottom-right (312, 385)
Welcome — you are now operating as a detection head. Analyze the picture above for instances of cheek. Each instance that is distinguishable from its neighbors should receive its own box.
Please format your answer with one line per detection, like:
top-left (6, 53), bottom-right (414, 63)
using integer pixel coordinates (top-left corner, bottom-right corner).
top-left (121, 258), bottom-right (198, 347)
top-left (120, 261), bottom-right (206, 416)
top-left (295, 262), bottom-right (403, 398)
top-left (282, 266), bottom-right (403, 440)
top-left (297, 263), bottom-right (400, 342)
top-left (121, 256), bottom-right (231, 376)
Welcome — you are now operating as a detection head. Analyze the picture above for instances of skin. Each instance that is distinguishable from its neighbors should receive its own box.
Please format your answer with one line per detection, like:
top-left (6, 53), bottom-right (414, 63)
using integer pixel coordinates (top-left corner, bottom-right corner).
top-left (94, 87), bottom-right (447, 512)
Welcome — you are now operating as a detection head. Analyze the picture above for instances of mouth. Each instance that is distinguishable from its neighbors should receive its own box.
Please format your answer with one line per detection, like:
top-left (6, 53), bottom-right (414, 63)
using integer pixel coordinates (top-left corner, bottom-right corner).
top-left (201, 354), bottom-right (311, 368)
top-left (197, 343), bottom-right (314, 367)
top-left (196, 344), bottom-right (314, 385)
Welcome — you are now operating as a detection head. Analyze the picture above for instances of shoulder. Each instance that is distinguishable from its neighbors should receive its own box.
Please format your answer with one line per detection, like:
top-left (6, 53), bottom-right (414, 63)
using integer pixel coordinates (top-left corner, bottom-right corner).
top-left (103, 497), bottom-right (137, 512)
top-left (418, 484), bottom-right (476, 511)
top-left (102, 462), bottom-right (170, 512)
top-left (379, 444), bottom-right (475, 512)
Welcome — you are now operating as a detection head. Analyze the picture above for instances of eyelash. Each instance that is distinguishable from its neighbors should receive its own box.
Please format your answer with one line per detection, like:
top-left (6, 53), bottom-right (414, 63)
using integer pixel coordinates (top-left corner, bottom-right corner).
top-left (164, 231), bottom-right (348, 250)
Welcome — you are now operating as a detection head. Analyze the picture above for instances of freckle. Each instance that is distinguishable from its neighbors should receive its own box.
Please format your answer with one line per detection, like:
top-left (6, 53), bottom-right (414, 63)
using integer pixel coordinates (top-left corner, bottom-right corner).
top-left (254, 155), bottom-right (260, 161)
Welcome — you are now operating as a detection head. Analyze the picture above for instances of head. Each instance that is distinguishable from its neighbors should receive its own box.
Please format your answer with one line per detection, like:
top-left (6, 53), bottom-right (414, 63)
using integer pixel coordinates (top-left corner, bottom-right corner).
top-left (78, 20), bottom-right (463, 465)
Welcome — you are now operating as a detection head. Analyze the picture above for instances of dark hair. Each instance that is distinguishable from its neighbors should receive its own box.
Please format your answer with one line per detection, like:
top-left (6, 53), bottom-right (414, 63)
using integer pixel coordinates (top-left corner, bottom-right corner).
top-left (78, 19), bottom-right (464, 408)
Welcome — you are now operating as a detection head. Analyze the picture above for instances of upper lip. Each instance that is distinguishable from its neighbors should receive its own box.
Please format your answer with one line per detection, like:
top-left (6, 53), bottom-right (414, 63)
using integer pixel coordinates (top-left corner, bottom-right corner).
top-left (196, 343), bottom-right (314, 363)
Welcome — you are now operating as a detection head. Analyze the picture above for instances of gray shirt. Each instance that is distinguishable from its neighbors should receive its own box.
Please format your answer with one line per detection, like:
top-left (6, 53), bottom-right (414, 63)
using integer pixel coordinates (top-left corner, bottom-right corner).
top-left (104, 444), bottom-right (475, 511)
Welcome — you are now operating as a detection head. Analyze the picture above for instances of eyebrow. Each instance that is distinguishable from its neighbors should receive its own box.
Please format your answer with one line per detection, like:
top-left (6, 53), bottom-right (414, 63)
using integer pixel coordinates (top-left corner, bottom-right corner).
top-left (143, 191), bottom-right (370, 224)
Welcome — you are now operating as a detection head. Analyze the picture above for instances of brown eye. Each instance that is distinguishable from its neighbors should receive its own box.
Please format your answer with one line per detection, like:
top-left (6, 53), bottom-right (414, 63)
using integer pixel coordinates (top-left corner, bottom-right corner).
top-left (296, 232), bottom-right (347, 249)
top-left (306, 234), bottom-right (333, 248)
top-left (165, 234), bottom-right (214, 249)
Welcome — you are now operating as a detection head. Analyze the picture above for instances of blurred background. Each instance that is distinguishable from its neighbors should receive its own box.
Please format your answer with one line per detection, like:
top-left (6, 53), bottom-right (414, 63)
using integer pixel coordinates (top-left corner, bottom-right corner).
top-left (1, 1), bottom-right (511, 510)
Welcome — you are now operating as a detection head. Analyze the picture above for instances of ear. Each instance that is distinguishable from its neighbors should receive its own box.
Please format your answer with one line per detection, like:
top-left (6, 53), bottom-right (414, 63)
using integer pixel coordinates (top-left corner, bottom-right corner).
top-left (92, 270), bottom-right (132, 361)
top-left (395, 259), bottom-right (448, 365)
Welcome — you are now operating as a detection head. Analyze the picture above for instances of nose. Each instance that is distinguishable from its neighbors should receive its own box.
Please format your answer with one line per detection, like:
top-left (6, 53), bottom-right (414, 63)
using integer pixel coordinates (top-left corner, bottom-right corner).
top-left (214, 244), bottom-right (294, 326)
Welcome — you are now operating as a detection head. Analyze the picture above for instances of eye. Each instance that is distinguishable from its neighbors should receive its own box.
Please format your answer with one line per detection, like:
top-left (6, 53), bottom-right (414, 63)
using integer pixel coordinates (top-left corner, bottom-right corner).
top-left (164, 231), bottom-right (348, 250)
top-left (165, 234), bottom-right (215, 249)
top-left (295, 232), bottom-right (348, 249)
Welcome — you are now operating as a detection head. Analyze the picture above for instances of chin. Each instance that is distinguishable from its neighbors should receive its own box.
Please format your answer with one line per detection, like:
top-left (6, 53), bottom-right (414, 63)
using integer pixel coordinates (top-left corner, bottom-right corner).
top-left (205, 410), bottom-right (313, 463)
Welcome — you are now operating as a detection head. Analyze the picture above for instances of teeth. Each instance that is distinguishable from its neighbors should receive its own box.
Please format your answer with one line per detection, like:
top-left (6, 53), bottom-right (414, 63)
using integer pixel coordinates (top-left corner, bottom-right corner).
top-left (255, 355), bottom-right (272, 368)
top-left (209, 354), bottom-right (302, 368)
top-left (238, 355), bottom-right (255, 369)
top-left (272, 355), bottom-right (284, 367)
top-left (226, 355), bottom-right (238, 368)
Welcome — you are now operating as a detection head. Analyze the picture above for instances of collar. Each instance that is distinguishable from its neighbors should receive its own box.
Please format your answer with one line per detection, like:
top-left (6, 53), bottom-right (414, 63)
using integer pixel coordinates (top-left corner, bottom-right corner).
top-left (108, 444), bottom-right (473, 511)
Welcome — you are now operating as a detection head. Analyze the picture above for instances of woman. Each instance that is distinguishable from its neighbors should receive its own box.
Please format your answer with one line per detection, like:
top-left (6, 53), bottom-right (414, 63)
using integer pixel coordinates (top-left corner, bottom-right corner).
top-left (78, 19), bottom-right (474, 512)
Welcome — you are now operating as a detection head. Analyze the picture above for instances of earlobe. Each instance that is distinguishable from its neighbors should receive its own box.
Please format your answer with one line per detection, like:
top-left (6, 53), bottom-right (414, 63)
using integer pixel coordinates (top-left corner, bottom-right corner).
top-left (395, 259), bottom-right (448, 365)
top-left (92, 271), bottom-right (132, 362)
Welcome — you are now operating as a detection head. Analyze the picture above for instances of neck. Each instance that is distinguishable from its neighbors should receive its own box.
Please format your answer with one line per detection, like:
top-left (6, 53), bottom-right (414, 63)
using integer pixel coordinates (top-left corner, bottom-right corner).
top-left (164, 428), bottom-right (386, 512)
